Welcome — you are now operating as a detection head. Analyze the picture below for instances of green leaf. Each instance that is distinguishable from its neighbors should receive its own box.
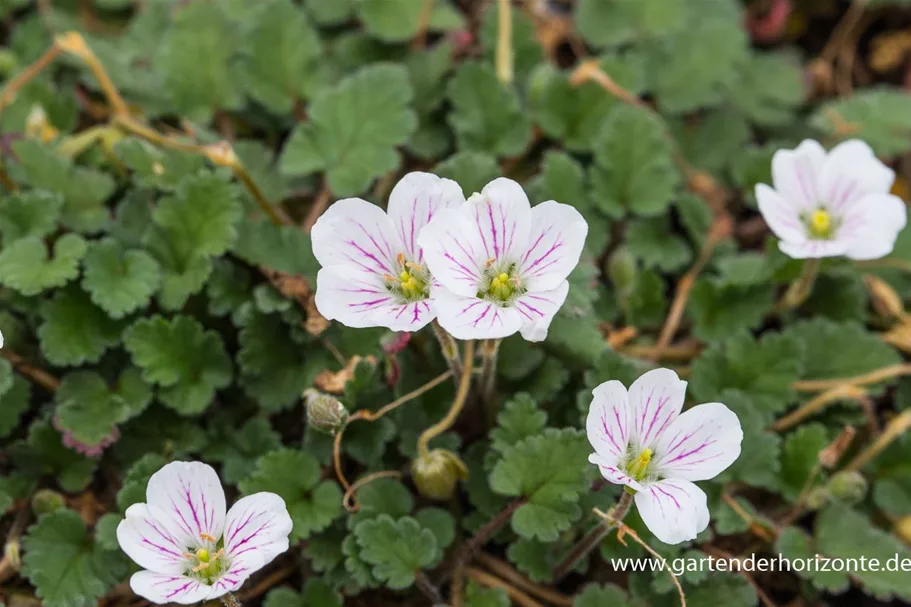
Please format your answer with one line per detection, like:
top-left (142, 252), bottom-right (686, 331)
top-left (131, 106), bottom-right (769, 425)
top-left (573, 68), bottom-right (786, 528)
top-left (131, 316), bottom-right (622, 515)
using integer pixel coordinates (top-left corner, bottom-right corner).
top-left (81, 238), bottom-right (161, 319)
top-left (507, 537), bottom-right (556, 582)
top-left (54, 369), bottom-right (151, 452)
top-left (816, 503), bottom-right (911, 600)
top-left (0, 190), bottom-right (62, 243)
top-left (446, 62), bottom-right (533, 157)
top-left (239, 0), bottom-right (322, 113)
top-left (11, 419), bottom-right (97, 493)
top-left (683, 573), bottom-right (756, 607)
top-left (804, 268), bottom-right (867, 322)
top-left (280, 64), bottom-right (416, 196)
top-left (672, 107), bottom-right (751, 175)
top-left (811, 88), bottom-right (911, 156)
top-left (465, 580), bottom-right (510, 607)
top-left (690, 331), bottom-right (803, 415)
top-left (575, 583), bottom-right (640, 607)
top-left (263, 579), bottom-right (343, 607)
top-left (10, 139), bottom-right (114, 232)
top-left (414, 507), bottom-right (456, 554)
top-left (590, 104), bottom-right (680, 218)
top-left (490, 394), bottom-right (547, 454)
top-left (156, 1), bottom-right (242, 121)
top-left (718, 392), bottom-right (781, 490)
top-left (623, 268), bottom-right (667, 329)
top-left (0, 234), bottom-right (87, 296)
top-left (114, 138), bottom-right (207, 191)
top-left (728, 51), bottom-right (805, 127)
top-left (480, 1), bottom-right (543, 81)
top-left (0, 374), bottom-right (30, 439)
top-left (38, 287), bottom-right (124, 367)
top-left (238, 313), bottom-right (312, 412)
top-left (776, 526), bottom-right (849, 593)
top-left (353, 515), bottom-right (438, 589)
top-left (239, 449), bottom-right (343, 541)
top-left (353, 478), bottom-right (414, 521)
top-left (779, 423), bottom-right (828, 502)
top-left (0, 473), bottom-right (30, 515)
top-left (574, 0), bottom-right (688, 47)
top-left (304, 0), bottom-right (354, 25)
top-left (407, 42), bottom-right (454, 117)
top-left (490, 428), bottom-right (590, 541)
top-left (234, 218), bottom-right (320, 279)
top-left (434, 151), bottom-right (500, 194)
top-left (625, 218), bottom-right (692, 272)
top-left (357, 0), bottom-right (463, 42)
top-left (123, 315), bottom-right (232, 415)
top-left (21, 510), bottom-right (125, 607)
top-left (207, 418), bottom-right (282, 485)
top-left (116, 453), bottom-right (168, 512)
top-left (687, 280), bottom-right (775, 343)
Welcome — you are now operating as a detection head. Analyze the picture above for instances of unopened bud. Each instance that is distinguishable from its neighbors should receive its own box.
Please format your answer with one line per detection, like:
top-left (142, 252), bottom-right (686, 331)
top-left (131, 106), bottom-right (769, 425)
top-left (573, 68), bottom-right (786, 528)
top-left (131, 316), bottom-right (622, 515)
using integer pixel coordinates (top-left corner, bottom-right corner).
top-left (31, 489), bottom-right (66, 515)
top-left (895, 515), bottom-right (911, 544)
top-left (304, 389), bottom-right (348, 435)
top-left (864, 274), bottom-right (905, 322)
top-left (411, 449), bottom-right (468, 501)
top-left (608, 247), bottom-right (638, 300)
top-left (381, 331), bottom-right (411, 356)
top-left (827, 470), bottom-right (868, 504)
top-left (4, 538), bottom-right (20, 570)
top-left (805, 487), bottom-right (829, 510)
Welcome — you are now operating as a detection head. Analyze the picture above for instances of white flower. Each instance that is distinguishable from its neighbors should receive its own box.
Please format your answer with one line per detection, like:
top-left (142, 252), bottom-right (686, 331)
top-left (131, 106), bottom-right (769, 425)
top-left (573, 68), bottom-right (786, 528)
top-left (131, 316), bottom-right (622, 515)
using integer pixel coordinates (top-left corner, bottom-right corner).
top-left (586, 369), bottom-right (743, 545)
top-left (418, 178), bottom-right (587, 341)
top-left (312, 172), bottom-right (465, 331)
top-left (116, 461), bottom-right (292, 604)
top-left (756, 139), bottom-right (907, 260)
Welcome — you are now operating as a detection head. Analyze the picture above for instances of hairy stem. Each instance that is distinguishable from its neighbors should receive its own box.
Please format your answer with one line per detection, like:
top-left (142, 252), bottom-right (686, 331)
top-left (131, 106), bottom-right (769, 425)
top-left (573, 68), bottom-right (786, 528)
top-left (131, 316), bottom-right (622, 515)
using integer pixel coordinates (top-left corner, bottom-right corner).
top-left (0, 43), bottom-right (61, 113)
top-left (495, 0), bottom-right (513, 84)
top-left (551, 491), bottom-right (634, 582)
top-left (453, 498), bottom-right (525, 572)
top-left (417, 340), bottom-right (475, 456)
top-left (479, 338), bottom-right (502, 422)
top-left (220, 592), bottom-right (243, 607)
top-left (432, 320), bottom-right (463, 382)
top-left (847, 409), bottom-right (911, 471)
top-left (780, 258), bottom-right (821, 311)
top-left (415, 570), bottom-right (444, 604)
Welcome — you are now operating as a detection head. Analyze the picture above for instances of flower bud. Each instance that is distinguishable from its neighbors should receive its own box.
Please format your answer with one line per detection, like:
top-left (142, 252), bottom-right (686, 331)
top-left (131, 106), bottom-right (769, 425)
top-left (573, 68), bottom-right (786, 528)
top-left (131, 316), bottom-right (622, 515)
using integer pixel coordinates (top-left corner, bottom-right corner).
top-left (894, 516), bottom-right (911, 544)
top-left (864, 274), bottom-right (905, 322)
top-left (805, 486), bottom-right (829, 510)
top-left (411, 449), bottom-right (468, 501)
top-left (4, 538), bottom-right (20, 570)
top-left (827, 470), bottom-right (868, 504)
top-left (31, 489), bottom-right (66, 515)
top-left (608, 247), bottom-right (638, 300)
top-left (304, 389), bottom-right (348, 435)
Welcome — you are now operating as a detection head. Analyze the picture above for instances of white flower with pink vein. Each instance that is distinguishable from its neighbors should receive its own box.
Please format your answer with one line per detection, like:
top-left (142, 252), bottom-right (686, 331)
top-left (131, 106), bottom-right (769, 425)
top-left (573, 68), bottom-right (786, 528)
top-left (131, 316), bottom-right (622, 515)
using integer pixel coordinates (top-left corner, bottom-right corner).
top-left (418, 177), bottom-right (588, 341)
top-left (756, 138), bottom-right (907, 260)
top-left (312, 172), bottom-right (465, 331)
top-left (116, 461), bottom-right (292, 604)
top-left (586, 369), bottom-right (743, 545)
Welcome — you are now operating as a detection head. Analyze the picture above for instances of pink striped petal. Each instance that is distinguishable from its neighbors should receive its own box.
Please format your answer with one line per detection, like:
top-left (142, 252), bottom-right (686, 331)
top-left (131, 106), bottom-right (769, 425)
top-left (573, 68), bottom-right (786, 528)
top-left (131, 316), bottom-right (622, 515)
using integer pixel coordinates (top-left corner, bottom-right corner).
top-left (771, 139), bottom-right (826, 211)
top-left (146, 462), bottom-right (226, 547)
top-left (819, 140), bottom-right (894, 216)
top-left (586, 380), bottom-right (631, 462)
top-left (311, 198), bottom-right (402, 276)
top-left (418, 208), bottom-right (487, 297)
top-left (129, 571), bottom-right (211, 605)
top-left (653, 402), bottom-right (743, 481)
top-left (224, 492), bottom-right (293, 568)
top-left (466, 179), bottom-right (532, 266)
top-left (432, 288), bottom-right (523, 339)
top-left (778, 238), bottom-right (850, 259)
top-left (515, 281), bottom-right (569, 342)
top-left (755, 183), bottom-right (806, 243)
top-left (634, 478), bottom-right (709, 545)
top-left (387, 172), bottom-right (466, 262)
top-left (117, 504), bottom-right (192, 575)
top-left (204, 559), bottom-right (256, 601)
top-left (588, 453), bottom-right (643, 491)
top-left (840, 193), bottom-right (908, 261)
top-left (518, 201), bottom-right (588, 291)
top-left (628, 369), bottom-right (687, 451)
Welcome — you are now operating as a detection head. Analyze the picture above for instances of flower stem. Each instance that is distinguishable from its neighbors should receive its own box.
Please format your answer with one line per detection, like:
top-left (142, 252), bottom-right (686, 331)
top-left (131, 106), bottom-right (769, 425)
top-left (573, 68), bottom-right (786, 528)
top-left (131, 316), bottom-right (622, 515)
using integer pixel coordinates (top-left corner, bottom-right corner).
top-left (418, 340), bottom-right (475, 457)
top-left (495, 0), bottom-right (513, 84)
top-left (479, 338), bottom-right (502, 423)
top-left (415, 570), bottom-right (444, 604)
top-left (220, 592), bottom-right (244, 607)
top-left (780, 258), bottom-right (821, 311)
top-left (551, 490), bottom-right (634, 582)
top-left (431, 319), bottom-right (462, 382)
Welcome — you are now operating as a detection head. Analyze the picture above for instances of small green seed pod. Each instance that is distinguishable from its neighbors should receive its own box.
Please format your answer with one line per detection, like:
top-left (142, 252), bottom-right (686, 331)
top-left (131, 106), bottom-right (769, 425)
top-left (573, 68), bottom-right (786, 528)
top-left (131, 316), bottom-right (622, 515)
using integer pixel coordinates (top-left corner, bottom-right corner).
top-left (304, 389), bottom-right (349, 435)
top-left (827, 470), bottom-right (868, 504)
top-left (31, 489), bottom-right (66, 515)
top-left (411, 449), bottom-right (469, 501)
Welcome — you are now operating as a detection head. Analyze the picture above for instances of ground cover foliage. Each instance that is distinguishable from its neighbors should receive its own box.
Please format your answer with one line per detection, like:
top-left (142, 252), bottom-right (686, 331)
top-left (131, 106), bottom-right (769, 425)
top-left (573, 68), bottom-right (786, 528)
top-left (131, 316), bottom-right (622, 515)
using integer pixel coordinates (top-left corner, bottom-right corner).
top-left (2, 0), bottom-right (911, 605)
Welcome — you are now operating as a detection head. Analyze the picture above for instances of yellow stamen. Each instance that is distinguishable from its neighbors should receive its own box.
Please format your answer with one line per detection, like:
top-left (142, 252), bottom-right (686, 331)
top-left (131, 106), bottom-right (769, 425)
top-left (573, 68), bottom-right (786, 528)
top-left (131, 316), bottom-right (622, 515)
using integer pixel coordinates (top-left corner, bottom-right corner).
top-left (399, 271), bottom-right (411, 282)
top-left (809, 209), bottom-right (832, 237)
top-left (199, 532), bottom-right (216, 543)
top-left (497, 272), bottom-right (509, 283)
top-left (628, 448), bottom-right (653, 480)
top-left (195, 548), bottom-right (210, 562)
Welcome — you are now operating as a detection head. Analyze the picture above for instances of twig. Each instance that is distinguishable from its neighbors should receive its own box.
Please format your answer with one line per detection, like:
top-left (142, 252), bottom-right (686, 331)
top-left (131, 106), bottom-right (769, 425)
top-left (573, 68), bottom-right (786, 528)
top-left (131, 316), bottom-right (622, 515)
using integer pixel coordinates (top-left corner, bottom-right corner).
top-left (450, 499), bottom-right (525, 574)
top-left (342, 470), bottom-right (403, 512)
top-left (622, 341), bottom-right (702, 362)
top-left (613, 519), bottom-right (686, 607)
top-left (846, 409), bottom-right (911, 471)
top-left (495, 0), bottom-right (513, 84)
top-left (0, 44), bottom-right (62, 113)
top-left (431, 320), bottom-right (463, 382)
top-left (771, 384), bottom-right (868, 432)
top-left (417, 340), bottom-right (476, 456)
top-left (464, 568), bottom-right (545, 607)
top-left (552, 491), bottom-right (633, 581)
top-left (721, 492), bottom-right (776, 543)
top-left (411, 0), bottom-right (435, 50)
top-left (791, 363), bottom-right (911, 393)
top-left (820, 0), bottom-right (870, 63)
top-left (475, 553), bottom-right (572, 606)
top-left (1, 350), bottom-right (60, 392)
top-left (54, 32), bottom-right (128, 115)
top-left (302, 180), bottom-right (332, 232)
top-left (777, 258), bottom-right (821, 312)
top-left (236, 565), bottom-right (295, 601)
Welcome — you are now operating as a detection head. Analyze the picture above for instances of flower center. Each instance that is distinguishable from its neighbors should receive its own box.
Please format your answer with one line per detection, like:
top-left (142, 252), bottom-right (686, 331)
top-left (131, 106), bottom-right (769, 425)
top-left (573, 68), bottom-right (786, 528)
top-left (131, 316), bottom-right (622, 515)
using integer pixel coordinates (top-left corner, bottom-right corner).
top-left (626, 448), bottom-right (653, 481)
top-left (804, 208), bottom-right (836, 239)
top-left (183, 533), bottom-right (228, 584)
top-left (478, 261), bottom-right (525, 304)
top-left (384, 254), bottom-right (430, 302)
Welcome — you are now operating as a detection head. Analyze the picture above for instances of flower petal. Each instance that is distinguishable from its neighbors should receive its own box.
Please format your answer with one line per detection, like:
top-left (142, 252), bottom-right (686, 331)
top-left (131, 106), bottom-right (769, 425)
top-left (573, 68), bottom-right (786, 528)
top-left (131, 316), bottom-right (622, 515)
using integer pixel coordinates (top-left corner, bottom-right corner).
top-left (224, 492), bottom-right (293, 567)
top-left (129, 571), bottom-right (211, 605)
top-left (432, 287), bottom-right (524, 339)
top-left (634, 478), bottom-right (709, 545)
top-left (840, 193), bottom-right (908, 261)
top-left (515, 280), bottom-right (569, 342)
top-left (387, 172), bottom-right (466, 262)
top-left (469, 178), bottom-right (532, 265)
top-left (315, 266), bottom-right (435, 331)
top-left (589, 453), bottom-right (642, 491)
top-left (311, 198), bottom-right (402, 276)
top-left (418, 208), bottom-right (486, 297)
top-left (627, 368), bottom-right (687, 451)
top-left (204, 557), bottom-right (259, 601)
top-left (586, 380), bottom-right (631, 462)
top-left (518, 201), bottom-right (588, 291)
top-left (778, 238), bottom-right (850, 259)
top-left (146, 461), bottom-right (226, 547)
top-left (653, 402), bottom-right (743, 481)
top-left (820, 140), bottom-right (894, 215)
top-left (771, 139), bottom-right (826, 211)
top-left (755, 183), bottom-right (806, 243)
top-left (117, 503), bottom-right (192, 574)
